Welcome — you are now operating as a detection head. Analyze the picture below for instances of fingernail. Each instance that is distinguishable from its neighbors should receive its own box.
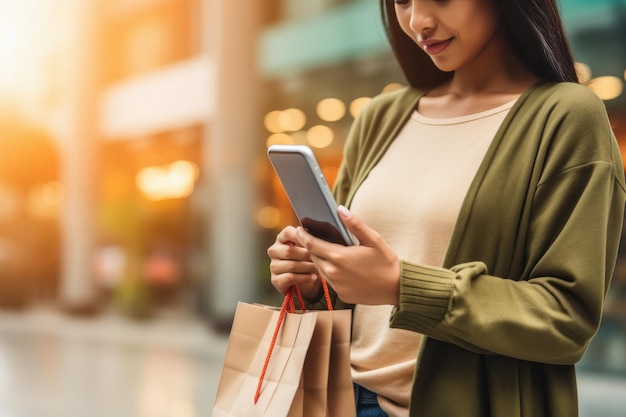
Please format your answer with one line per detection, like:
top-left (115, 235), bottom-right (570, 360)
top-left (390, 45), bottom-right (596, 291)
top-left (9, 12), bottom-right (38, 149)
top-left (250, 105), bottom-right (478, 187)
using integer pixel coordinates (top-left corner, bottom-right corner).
top-left (338, 205), bottom-right (351, 218)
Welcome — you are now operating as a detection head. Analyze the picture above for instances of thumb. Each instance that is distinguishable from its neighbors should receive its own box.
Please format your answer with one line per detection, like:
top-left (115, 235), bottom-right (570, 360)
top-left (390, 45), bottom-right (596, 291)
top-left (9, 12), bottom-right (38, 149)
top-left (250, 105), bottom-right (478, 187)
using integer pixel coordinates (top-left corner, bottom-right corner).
top-left (338, 205), bottom-right (375, 245)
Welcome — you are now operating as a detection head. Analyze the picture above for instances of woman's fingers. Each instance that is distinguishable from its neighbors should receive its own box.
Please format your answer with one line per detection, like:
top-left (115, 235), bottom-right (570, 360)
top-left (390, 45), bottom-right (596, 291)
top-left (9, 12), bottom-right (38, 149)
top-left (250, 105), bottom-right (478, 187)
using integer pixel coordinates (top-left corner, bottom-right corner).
top-left (267, 226), bottom-right (321, 297)
top-left (295, 208), bottom-right (400, 305)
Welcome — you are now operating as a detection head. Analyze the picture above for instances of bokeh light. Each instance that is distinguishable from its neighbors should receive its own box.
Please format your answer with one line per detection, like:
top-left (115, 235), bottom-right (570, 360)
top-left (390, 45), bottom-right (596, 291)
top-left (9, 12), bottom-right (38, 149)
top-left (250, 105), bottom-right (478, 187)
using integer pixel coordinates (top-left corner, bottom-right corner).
top-left (279, 108), bottom-right (306, 131)
top-left (587, 76), bottom-right (624, 101)
top-left (136, 160), bottom-right (198, 201)
top-left (266, 133), bottom-right (294, 147)
top-left (316, 98), bottom-right (346, 122)
top-left (264, 110), bottom-right (284, 133)
top-left (27, 181), bottom-right (64, 219)
top-left (382, 83), bottom-right (404, 93)
top-left (306, 125), bottom-right (334, 148)
top-left (257, 206), bottom-right (281, 229)
top-left (349, 97), bottom-right (372, 118)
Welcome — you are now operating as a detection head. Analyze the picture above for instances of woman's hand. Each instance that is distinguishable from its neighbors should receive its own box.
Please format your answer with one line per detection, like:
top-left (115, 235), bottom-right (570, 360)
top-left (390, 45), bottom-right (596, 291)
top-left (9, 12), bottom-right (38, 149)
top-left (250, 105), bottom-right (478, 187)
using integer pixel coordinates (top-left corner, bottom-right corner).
top-left (267, 225), bottom-right (322, 299)
top-left (296, 206), bottom-right (401, 306)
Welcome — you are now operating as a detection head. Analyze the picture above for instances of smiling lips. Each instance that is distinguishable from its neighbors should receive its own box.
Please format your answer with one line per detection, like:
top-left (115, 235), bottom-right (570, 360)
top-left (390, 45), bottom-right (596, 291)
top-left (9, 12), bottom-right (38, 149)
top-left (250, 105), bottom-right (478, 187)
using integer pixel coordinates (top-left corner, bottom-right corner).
top-left (420, 38), bottom-right (453, 55)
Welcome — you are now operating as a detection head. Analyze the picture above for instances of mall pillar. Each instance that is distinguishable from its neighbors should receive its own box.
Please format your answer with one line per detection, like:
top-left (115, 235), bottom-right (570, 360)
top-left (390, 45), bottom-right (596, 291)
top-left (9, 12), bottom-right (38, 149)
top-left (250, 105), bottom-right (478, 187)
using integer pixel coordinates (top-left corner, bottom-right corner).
top-left (204, 0), bottom-right (263, 326)
top-left (57, 1), bottom-right (99, 311)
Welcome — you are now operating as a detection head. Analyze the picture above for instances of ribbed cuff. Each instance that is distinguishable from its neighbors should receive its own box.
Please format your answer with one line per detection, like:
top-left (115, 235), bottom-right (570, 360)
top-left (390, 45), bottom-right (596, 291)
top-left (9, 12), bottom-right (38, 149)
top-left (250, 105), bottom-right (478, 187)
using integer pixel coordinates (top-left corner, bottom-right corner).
top-left (390, 261), bottom-right (455, 333)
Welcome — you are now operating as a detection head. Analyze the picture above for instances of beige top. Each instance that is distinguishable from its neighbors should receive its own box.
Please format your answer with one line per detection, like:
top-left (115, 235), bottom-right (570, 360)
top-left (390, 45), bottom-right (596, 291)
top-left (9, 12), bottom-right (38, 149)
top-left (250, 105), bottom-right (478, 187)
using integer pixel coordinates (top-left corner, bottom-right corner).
top-left (349, 100), bottom-right (516, 417)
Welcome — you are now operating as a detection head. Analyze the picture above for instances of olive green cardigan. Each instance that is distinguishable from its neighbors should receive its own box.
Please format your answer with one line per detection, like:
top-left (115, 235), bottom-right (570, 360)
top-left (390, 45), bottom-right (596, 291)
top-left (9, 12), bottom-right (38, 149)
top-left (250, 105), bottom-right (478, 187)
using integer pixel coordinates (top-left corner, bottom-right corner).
top-left (329, 82), bottom-right (625, 416)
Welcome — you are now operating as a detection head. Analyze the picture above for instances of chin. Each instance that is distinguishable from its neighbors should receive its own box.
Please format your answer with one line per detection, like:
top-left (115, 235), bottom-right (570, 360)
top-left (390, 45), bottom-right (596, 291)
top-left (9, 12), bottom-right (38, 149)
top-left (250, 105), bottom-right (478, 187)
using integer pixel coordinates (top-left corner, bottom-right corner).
top-left (428, 57), bottom-right (457, 74)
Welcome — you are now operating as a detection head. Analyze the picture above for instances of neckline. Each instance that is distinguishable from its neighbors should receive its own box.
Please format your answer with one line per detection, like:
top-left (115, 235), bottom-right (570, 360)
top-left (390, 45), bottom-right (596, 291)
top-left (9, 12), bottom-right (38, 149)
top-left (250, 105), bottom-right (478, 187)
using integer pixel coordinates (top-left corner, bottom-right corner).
top-left (412, 97), bottom-right (519, 126)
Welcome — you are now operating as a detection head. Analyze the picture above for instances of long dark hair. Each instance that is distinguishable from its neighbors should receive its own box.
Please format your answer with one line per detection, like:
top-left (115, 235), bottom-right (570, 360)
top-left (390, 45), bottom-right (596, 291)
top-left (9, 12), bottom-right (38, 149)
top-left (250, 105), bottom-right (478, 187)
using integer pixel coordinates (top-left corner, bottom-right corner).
top-left (379, 0), bottom-right (579, 89)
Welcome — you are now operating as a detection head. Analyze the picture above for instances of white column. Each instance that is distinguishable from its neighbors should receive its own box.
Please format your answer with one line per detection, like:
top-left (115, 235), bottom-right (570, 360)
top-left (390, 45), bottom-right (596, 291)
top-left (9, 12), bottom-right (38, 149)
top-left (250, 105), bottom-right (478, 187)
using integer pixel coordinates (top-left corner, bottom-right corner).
top-left (202, 0), bottom-right (264, 325)
top-left (56, 0), bottom-right (100, 310)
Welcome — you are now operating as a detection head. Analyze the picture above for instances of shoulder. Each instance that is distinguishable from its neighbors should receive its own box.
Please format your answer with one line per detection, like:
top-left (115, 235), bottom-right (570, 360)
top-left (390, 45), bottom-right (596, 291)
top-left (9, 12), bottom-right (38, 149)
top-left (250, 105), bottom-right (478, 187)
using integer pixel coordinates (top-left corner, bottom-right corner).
top-left (340, 86), bottom-right (425, 186)
top-left (514, 82), bottom-right (613, 139)
top-left (517, 82), bottom-right (622, 182)
top-left (358, 86), bottom-right (424, 120)
top-left (345, 86), bottom-right (422, 146)
top-left (525, 82), bottom-right (608, 118)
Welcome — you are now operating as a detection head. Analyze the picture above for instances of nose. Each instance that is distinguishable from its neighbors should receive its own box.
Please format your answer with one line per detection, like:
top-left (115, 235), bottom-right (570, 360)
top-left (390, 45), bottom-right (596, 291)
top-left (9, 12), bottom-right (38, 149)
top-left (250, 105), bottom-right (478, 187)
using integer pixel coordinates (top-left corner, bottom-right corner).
top-left (408, 1), bottom-right (435, 36)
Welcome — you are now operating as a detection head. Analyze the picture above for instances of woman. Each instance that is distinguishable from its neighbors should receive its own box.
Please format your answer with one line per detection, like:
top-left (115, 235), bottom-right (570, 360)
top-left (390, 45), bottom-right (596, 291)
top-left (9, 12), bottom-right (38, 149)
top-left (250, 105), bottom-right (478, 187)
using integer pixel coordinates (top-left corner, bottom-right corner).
top-left (267, 1), bottom-right (626, 416)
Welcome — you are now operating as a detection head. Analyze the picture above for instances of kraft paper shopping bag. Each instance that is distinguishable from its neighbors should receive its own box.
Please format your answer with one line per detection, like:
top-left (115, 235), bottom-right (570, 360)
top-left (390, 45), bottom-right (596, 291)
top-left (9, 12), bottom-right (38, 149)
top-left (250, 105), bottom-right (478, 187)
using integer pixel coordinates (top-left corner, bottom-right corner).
top-left (212, 300), bottom-right (317, 417)
top-left (286, 307), bottom-right (355, 417)
top-left (326, 308), bottom-right (355, 416)
top-left (212, 283), bottom-right (356, 417)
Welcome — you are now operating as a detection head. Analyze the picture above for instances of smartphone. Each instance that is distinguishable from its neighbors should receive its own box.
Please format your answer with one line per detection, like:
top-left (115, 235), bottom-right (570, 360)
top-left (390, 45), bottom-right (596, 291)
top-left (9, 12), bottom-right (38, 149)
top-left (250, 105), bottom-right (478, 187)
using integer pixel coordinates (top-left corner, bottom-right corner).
top-left (267, 144), bottom-right (356, 246)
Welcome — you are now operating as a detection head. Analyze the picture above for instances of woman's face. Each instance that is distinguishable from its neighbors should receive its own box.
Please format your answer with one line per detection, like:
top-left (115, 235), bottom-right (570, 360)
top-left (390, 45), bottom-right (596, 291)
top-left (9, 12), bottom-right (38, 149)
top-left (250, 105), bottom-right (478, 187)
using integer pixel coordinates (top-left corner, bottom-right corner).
top-left (393, 0), bottom-right (504, 74)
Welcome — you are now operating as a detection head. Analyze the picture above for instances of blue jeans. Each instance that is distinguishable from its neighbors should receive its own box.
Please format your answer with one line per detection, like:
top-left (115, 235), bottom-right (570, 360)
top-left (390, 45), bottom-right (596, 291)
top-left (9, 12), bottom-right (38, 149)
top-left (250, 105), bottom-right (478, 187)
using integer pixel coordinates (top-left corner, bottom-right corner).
top-left (354, 384), bottom-right (388, 417)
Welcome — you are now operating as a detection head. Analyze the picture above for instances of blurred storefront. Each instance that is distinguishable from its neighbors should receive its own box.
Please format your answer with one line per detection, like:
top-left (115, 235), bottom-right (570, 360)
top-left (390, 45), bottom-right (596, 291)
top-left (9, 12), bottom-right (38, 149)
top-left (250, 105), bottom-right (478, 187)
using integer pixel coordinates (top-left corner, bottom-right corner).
top-left (96, 0), bottom-right (207, 318)
top-left (0, 113), bottom-right (60, 309)
top-left (0, 0), bottom-right (272, 322)
top-left (94, 0), bottom-right (270, 321)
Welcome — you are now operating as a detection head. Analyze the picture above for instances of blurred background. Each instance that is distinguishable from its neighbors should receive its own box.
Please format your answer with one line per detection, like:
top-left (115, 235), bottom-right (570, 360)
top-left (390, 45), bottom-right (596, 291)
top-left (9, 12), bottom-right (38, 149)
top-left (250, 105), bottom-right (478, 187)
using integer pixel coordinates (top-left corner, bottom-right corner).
top-left (0, 0), bottom-right (624, 416)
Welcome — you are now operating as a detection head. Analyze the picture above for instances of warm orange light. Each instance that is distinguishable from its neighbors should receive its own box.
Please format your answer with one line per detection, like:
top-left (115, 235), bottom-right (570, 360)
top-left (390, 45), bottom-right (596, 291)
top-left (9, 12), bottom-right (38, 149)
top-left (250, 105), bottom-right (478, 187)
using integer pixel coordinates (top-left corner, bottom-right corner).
top-left (587, 76), bottom-right (624, 101)
top-left (279, 108), bottom-right (307, 132)
top-left (306, 125), bottom-right (334, 148)
top-left (316, 98), bottom-right (346, 122)
top-left (259, 108), bottom-right (307, 134)
top-left (257, 206), bottom-right (281, 229)
top-left (382, 83), bottom-right (404, 93)
top-left (136, 160), bottom-right (199, 201)
top-left (27, 181), bottom-right (64, 219)
top-left (266, 133), bottom-right (294, 147)
top-left (264, 111), bottom-right (284, 133)
top-left (349, 97), bottom-right (372, 118)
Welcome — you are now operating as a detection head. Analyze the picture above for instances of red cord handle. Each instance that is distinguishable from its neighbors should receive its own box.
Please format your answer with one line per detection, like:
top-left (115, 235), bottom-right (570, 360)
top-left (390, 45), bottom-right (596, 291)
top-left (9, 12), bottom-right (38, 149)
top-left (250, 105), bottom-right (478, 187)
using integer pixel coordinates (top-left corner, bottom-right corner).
top-left (254, 278), bottom-right (332, 404)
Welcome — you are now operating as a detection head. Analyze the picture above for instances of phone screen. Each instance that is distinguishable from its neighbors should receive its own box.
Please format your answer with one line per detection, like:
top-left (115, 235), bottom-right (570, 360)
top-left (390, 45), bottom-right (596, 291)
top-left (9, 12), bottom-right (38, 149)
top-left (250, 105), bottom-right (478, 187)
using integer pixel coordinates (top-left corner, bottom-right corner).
top-left (269, 148), bottom-right (353, 245)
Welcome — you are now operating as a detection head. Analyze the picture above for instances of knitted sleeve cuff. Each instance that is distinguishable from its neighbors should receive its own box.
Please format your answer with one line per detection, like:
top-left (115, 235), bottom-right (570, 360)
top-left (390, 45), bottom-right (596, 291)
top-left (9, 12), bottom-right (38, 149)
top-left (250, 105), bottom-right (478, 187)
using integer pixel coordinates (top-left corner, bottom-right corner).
top-left (390, 260), bottom-right (455, 333)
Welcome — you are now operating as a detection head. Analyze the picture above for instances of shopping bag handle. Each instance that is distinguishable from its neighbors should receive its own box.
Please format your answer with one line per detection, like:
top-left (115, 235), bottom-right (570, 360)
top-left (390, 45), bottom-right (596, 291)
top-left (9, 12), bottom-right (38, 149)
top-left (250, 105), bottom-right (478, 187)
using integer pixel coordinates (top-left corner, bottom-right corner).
top-left (254, 278), bottom-right (333, 404)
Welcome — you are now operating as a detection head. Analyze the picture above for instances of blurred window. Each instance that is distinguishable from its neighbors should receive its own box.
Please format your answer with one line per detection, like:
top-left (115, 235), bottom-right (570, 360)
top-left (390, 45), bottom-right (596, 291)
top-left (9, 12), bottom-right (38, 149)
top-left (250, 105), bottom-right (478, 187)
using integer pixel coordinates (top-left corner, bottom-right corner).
top-left (104, 0), bottom-right (200, 83)
top-left (281, 0), bottom-right (352, 19)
